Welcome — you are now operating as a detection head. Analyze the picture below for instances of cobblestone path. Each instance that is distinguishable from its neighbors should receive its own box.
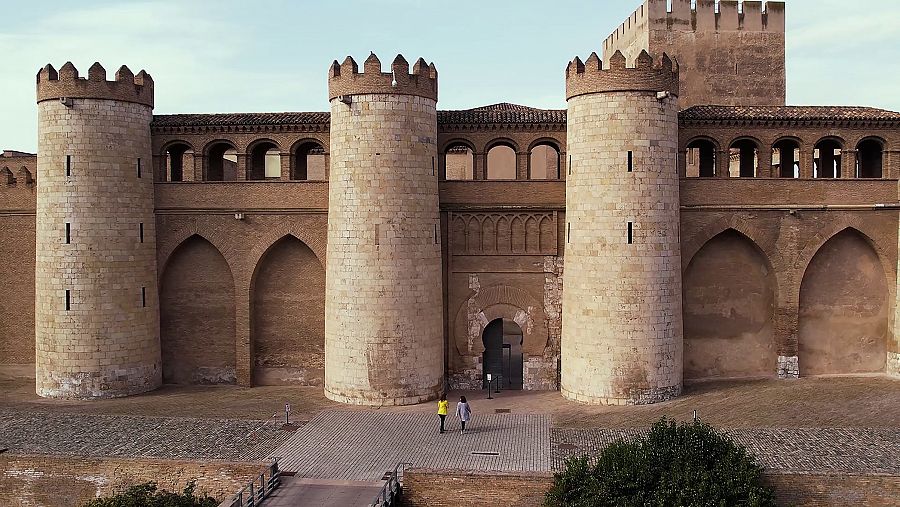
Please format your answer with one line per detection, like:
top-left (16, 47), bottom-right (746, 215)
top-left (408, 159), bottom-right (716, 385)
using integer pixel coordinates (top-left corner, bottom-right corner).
top-left (552, 427), bottom-right (900, 473)
top-left (0, 409), bottom-right (291, 461)
top-left (269, 411), bottom-right (552, 480)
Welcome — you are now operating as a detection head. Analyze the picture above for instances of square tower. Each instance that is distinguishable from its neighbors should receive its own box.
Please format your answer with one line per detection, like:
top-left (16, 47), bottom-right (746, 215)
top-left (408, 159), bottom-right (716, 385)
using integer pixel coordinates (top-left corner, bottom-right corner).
top-left (603, 0), bottom-right (786, 108)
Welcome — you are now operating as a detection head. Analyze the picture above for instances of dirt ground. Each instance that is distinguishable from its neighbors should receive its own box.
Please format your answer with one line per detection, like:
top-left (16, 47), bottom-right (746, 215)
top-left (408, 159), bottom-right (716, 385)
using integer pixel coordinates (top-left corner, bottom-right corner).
top-left (2, 376), bottom-right (898, 429)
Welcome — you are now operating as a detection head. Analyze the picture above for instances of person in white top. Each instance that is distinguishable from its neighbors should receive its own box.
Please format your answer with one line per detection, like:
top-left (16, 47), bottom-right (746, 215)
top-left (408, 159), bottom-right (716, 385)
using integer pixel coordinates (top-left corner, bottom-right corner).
top-left (455, 396), bottom-right (472, 434)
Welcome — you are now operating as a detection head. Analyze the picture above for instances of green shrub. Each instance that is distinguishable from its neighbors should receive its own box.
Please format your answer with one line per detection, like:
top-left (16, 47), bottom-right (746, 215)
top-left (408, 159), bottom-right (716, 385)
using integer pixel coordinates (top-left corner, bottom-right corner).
top-left (545, 418), bottom-right (776, 507)
top-left (82, 481), bottom-right (219, 507)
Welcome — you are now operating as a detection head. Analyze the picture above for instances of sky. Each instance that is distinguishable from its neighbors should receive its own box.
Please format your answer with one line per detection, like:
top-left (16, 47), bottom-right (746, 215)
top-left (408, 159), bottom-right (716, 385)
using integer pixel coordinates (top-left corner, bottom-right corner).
top-left (1, 0), bottom-right (898, 152)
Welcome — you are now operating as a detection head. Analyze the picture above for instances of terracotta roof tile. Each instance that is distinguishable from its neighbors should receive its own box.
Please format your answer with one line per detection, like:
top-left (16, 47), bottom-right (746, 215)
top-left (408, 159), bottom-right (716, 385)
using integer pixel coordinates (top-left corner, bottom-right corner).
top-left (152, 104), bottom-right (900, 129)
top-left (680, 105), bottom-right (900, 122)
top-left (152, 112), bottom-right (330, 128)
top-left (438, 103), bottom-right (566, 125)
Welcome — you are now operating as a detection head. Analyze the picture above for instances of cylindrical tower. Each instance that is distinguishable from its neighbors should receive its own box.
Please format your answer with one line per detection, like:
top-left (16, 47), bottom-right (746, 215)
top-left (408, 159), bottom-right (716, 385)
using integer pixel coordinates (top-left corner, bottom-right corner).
top-left (324, 53), bottom-right (443, 405)
top-left (35, 62), bottom-right (160, 398)
top-left (561, 50), bottom-right (682, 405)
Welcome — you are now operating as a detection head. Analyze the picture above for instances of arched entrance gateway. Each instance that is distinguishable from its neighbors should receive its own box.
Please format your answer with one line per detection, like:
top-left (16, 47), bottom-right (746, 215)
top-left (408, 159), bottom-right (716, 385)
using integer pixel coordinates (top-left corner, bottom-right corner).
top-left (482, 318), bottom-right (524, 390)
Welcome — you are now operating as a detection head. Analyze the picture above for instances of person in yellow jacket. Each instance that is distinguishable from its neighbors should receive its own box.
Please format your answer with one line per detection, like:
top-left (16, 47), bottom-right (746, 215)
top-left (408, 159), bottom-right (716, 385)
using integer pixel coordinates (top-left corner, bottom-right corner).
top-left (437, 394), bottom-right (449, 434)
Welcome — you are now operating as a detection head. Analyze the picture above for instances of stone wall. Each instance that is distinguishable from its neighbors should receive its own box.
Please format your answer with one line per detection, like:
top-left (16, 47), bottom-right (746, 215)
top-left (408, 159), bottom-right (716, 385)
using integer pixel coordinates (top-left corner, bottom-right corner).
top-left (0, 454), bottom-right (263, 507)
top-left (604, 0), bottom-right (786, 108)
top-left (401, 469), bottom-right (900, 507)
top-left (562, 85), bottom-right (682, 405)
top-left (325, 91), bottom-right (443, 406)
top-left (36, 96), bottom-right (160, 399)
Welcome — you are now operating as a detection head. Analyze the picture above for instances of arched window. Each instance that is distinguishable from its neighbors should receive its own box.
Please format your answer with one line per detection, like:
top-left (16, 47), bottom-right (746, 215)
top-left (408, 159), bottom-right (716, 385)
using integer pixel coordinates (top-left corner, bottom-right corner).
top-left (443, 142), bottom-right (474, 181)
top-left (772, 139), bottom-right (800, 178)
top-left (856, 138), bottom-right (883, 179)
top-left (164, 143), bottom-right (192, 182)
top-left (206, 142), bottom-right (238, 181)
top-left (486, 144), bottom-right (516, 180)
top-left (729, 139), bottom-right (758, 177)
top-left (249, 141), bottom-right (280, 180)
top-left (293, 141), bottom-right (327, 181)
top-left (1, 167), bottom-right (13, 185)
top-left (528, 143), bottom-right (560, 180)
top-left (686, 139), bottom-right (717, 177)
top-left (814, 139), bottom-right (842, 178)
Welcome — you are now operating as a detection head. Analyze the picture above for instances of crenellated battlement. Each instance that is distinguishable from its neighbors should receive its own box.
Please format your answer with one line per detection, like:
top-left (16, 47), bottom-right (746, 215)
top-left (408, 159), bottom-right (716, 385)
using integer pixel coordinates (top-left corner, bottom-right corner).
top-left (566, 50), bottom-right (679, 100)
top-left (603, 0), bottom-right (785, 54)
top-left (328, 53), bottom-right (438, 102)
top-left (36, 62), bottom-right (154, 108)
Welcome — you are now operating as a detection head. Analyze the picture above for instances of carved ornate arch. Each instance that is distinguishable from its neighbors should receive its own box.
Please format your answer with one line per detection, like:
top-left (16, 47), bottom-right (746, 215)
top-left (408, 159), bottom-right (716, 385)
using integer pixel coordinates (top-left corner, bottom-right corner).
top-left (453, 283), bottom-right (548, 357)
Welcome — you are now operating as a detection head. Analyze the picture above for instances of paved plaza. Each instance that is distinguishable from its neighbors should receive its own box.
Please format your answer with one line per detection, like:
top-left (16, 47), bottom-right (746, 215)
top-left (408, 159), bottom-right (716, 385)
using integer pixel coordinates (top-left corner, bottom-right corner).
top-left (1, 377), bottom-right (898, 504)
top-left (269, 411), bottom-right (552, 480)
top-left (2, 405), bottom-right (899, 480)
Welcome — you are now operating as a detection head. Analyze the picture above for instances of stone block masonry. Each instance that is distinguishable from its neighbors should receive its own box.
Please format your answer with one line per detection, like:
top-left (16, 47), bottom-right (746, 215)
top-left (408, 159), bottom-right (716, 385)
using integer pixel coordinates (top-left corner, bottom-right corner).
top-left (35, 63), bottom-right (160, 398)
top-left (324, 53), bottom-right (444, 406)
top-left (561, 51), bottom-right (682, 405)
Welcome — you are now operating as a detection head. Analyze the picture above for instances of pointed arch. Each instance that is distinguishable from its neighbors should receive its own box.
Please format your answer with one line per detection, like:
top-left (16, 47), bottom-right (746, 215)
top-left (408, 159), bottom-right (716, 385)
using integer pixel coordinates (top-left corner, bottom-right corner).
top-left (158, 226), bottom-right (235, 281)
top-left (683, 228), bottom-right (777, 379)
top-left (798, 227), bottom-right (889, 375)
top-left (683, 215), bottom-right (775, 272)
top-left (795, 222), bottom-right (893, 284)
top-left (246, 224), bottom-right (326, 276)
top-left (250, 234), bottom-right (326, 386)
top-left (160, 234), bottom-right (236, 384)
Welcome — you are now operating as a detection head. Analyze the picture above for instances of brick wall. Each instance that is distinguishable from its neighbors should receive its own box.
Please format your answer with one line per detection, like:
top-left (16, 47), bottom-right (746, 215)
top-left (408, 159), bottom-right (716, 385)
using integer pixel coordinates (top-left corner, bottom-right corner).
top-left (401, 469), bottom-right (900, 507)
top-left (402, 469), bottom-right (551, 507)
top-left (252, 236), bottom-right (325, 386)
top-left (0, 214), bottom-right (35, 372)
top-left (0, 454), bottom-right (264, 507)
top-left (160, 235), bottom-right (236, 384)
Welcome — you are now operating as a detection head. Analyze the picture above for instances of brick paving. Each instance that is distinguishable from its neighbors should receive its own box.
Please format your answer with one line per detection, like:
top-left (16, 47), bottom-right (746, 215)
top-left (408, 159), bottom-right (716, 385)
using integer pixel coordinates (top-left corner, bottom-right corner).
top-left (551, 427), bottom-right (900, 474)
top-left (259, 478), bottom-right (384, 507)
top-left (269, 411), bottom-right (551, 480)
top-left (0, 408), bottom-right (291, 461)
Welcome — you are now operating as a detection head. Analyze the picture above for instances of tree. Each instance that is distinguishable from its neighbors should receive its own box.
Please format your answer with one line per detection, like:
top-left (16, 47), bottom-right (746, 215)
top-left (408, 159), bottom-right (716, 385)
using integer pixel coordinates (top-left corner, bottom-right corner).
top-left (545, 418), bottom-right (776, 506)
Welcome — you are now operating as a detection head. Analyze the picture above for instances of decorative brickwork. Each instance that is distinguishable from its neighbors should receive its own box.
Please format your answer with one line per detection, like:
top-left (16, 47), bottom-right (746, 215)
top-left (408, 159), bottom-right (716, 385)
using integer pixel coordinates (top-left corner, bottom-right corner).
top-left (324, 59), bottom-right (443, 405)
top-left (35, 63), bottom-right (160, 398)
top-left (561, 52), bottom-right (682, 405)
top-left (327, 53), bottom-right (437, 101)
